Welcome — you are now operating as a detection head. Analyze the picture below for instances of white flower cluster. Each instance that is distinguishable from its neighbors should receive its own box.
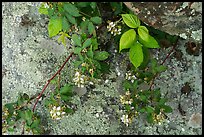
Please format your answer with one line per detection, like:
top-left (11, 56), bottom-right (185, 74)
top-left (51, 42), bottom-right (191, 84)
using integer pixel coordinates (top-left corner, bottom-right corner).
top-left (73, 71), bottom-right (86, 88)
top-left (107, 20), bottom-right (122, 36)
top-left (120, 90), bottom-right (133, 105)
top-left (121, 114), bottom-right (131, 126)
top-left (50, 106), bottom-right (66, 120)
top-left (125, 71), bottom-right (137, 83)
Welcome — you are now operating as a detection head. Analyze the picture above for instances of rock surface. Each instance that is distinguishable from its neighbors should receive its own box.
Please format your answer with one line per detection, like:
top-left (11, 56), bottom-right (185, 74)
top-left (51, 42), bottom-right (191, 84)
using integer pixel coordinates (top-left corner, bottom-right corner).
top-left (124, 2), bottom-right (202, 42)
top-left (2, 2), bottom-right (202, 135)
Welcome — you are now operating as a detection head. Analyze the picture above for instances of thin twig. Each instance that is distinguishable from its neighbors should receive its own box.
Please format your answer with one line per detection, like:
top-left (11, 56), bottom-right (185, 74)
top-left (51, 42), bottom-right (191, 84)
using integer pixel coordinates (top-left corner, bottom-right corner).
top-left (32, 52), bottom-right (74, 112)
top-left (149, 37), bottom-right (179, 90)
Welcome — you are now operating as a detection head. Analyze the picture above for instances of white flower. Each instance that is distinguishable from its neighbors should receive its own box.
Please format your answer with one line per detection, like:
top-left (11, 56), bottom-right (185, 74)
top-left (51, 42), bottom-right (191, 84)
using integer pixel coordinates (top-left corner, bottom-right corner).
top-left (57, 106), bottom-right (61, 111)
top-left (121, 114), bottom-right (129, 126)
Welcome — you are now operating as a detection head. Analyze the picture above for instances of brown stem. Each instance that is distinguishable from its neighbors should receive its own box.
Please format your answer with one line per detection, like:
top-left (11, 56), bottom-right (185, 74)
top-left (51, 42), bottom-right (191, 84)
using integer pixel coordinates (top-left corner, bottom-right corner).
top-left (32, 52), bottom-right (74, 112)
top-left (149, 38), bottom-right (179, 90)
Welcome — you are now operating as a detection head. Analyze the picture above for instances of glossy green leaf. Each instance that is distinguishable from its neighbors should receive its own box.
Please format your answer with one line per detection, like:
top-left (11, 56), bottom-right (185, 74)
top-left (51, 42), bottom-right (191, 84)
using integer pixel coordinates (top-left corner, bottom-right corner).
top-left (63, 3), bottom-right (81, 17)
top-left (129, 42), bottom-right (143, 68)
top-left (138, 26), bottom-right (149, 42)
top-left (72, 34), bottom-right (81, 46)
top-left (82, 38), bottom-right (92, 49)
top-left (139, 35), bottom-right (160, 48)
top-left (38, 3), bottom-right (48, 15)
top-left (48, 17), bottom-right (62, 37)
top-left (139, 108), bottom-right (146, 113)
top-left (94, 51), bottom-right (109, 61)
top-left (62, 16), bottom-right (70, 32)
top-left (88, 21), bottom-right (95, 35)
top-left (121, 14), bottom-right (140, 28)
top-left (119, 29), bottom-right (136, 52)
top-left (90, 16), bottom-right (102, 24)
top-left (66, 14), bottom-right (77, 25)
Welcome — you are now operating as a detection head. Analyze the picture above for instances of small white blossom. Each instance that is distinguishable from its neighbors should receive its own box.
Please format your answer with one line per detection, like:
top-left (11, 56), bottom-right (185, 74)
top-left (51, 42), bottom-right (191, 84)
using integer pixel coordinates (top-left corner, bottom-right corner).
top-left (107, 20), bottom-right (122, 36)
top-left (50, 105), bottom-right (66, 120)
top-left (73, 70), bottom-right (86, 88)
top-left (121, 114), bottom-right (130, 126)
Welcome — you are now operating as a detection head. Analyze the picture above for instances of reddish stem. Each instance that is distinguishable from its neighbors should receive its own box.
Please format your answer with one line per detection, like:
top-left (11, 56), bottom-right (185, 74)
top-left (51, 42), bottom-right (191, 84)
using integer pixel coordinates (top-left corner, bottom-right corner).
top-left (32, 52), bottom-right (73, 112)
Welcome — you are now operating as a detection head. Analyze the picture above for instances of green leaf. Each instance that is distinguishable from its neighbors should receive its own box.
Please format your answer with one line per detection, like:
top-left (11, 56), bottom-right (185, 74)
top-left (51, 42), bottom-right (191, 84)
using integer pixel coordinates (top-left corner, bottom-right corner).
top-left (155, 65), bottom-right (167, 73)
top-left (90, 2), bottom-right (97, 10)
top-left (129, 42), bottom-right (144, 68)
top-left (119, 29), bottom-right (136, 52)
top-left (58, 32), bottom-right (70, 47)
top-left (65, 107), bottom-right (74, 113)
top-left (147, 113), bottom-right (154, 123)
top-left (8, 127), bottom-right (15, 132)
top-left (72, 34), bottom-right (82, 46)
top-left (82, 38), bottom-right (92, 49)
top-left (159, 98), bottom-right (167, 106)
top-left (92, 59), bottom-right (101, 69)
top-left (139, 47), bottom-right (150, 69)
top-left (78, 53), bottom-right (84, 61)
top-left (24, 110), bottom-right (33, 126)
top-left (65, 14), bottom-right (77, 25)
top-left (88, 21), bottom-right (95, 35)
top-left (138, 26), bottom-right (149, 42)
top-left (48, 17), bottom-right (62, 37)
top-left (139, 35), bottom-right (160, 48)
top-left (145, 106), bottom-right (154, 113)
top-left (31, 118), bottom-right (40, 129)
top-left (38, 3), bottom-right (48, 15)
top-left (91, 38), bottom-right (98, 51)
top-left (139, 108), bottom-right (146, 113)
top-left (87, 48), bottom-right (94, 59)
top-left (77, 2), bottom-right (91, 7)
top-left (123, 80), bottom-right (132, 90)
top-left (110, 2), bottom-right (123, 15)
top-left (90, 16), bottom-right (102, 24)
top-left (63, 3), bottom-right (81, 17)
top-left (140, 95), bottom-right (147, 102)
top-left (62, 16), bottom-right (70, 32)
top-left (74, 60), bottom-right (83, 68)
top-left (80, 20), bottom-right (89, 33)
top-left (60, 84), bottom-right (73, 96)
top-left (73, 47), bottom-right (82, 54)
top-left (94, 51), bottom-right (109, 61)
top-left (121, 14), bottom-right (140, 28)
top-left (162, 105), bottom-right (173, 113)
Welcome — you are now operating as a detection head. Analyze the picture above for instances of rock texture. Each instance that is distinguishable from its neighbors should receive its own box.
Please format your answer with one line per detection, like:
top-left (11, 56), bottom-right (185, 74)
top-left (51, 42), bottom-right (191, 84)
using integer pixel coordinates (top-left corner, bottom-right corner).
top-left (124, 2), bottom-right (202, 42)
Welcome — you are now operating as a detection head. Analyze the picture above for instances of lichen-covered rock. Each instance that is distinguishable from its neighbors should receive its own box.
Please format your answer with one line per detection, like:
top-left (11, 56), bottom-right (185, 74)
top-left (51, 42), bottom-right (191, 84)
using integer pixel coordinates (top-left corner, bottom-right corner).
top-left (123, 2), bottom-right (202, 42)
